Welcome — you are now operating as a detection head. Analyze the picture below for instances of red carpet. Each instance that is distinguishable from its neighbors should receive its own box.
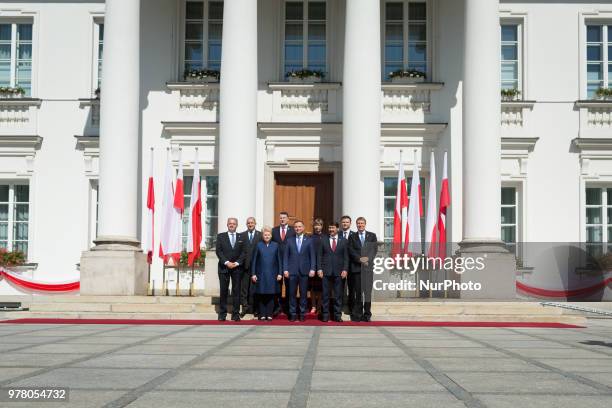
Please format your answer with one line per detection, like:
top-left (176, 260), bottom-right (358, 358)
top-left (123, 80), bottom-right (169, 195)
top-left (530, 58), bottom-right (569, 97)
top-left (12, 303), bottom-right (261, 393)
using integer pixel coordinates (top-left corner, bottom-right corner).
top-left (0, 318), bottom-right (583, 328)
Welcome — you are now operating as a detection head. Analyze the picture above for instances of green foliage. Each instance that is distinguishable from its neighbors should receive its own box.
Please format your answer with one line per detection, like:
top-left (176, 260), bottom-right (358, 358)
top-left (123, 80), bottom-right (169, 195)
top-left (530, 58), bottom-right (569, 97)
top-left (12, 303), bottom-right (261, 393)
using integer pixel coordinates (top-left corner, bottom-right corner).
top-left (595, 87), bottom-right (612, 98)
top-left (388, 69), bottom-right (426, 79)
top-left (285, 69), bottom-right (326, 79)
top-left (178, 249), bottom-right (206, 267)
top-left (184, 69), bottom-right (221, 81)
top-left (501, 88), bottom-right (521, 99)
top-left (0, 248), bottom-right (26, 267)
top-left (0, 86), bottom-right (25, 96)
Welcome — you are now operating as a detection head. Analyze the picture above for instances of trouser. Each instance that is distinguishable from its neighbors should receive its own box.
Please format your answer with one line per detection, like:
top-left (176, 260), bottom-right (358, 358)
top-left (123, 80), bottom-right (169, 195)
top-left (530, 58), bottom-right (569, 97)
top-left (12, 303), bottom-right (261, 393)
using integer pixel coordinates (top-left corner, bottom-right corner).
top-left (350, 271), bottom-right (373, 319)
top-left (346, 270), bottom-right (355, 312)
top-left (218, 269), bottom-right (241, 318)
top-left (259, 294), bottom-right (274, 318)
top-left (289, 274), bottom-right (309, 317)
top-left (273, 277), bottom-right (290, 315)
top-left (322, 275), bottom-right (343, 320)
top-left (240, 269), bottom-right (253, 312)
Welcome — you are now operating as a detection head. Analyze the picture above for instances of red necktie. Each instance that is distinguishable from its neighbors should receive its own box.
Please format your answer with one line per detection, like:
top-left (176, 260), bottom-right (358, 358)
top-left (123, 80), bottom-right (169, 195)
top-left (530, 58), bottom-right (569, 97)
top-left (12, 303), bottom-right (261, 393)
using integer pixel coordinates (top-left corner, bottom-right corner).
top-left (331, 237), bottom-right (336, 252)
top-left (281, 227), bottom-right (286, 241)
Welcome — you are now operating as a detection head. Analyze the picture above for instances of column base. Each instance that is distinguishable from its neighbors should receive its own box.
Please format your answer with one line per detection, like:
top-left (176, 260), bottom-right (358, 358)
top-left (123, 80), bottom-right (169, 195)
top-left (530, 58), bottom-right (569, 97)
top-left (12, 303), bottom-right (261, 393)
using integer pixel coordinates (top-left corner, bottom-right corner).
top-left (79, 236), bottom-right (148, 296)
top-left (456, 239), bottom-right (517, 299)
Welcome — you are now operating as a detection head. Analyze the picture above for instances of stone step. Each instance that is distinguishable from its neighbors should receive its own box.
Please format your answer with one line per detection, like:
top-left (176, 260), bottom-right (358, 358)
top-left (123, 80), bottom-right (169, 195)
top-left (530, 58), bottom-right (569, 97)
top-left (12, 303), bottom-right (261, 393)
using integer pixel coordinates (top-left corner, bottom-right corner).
top-left (0, 310), bottom-right (585, 325)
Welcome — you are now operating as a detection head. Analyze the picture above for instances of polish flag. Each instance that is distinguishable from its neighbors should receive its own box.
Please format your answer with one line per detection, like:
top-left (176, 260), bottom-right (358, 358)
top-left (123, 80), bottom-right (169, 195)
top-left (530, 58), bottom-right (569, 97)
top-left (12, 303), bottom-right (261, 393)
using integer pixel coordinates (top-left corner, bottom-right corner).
top-left (424, 152), bottom-right (438, 257)
top-left (392, 152), bottom-right (409, 256)
top-left (144, 148), bottom-right (155, 264)
top-left (437, 152), bottom-right (450, 258)
top-left (187, 151), bottom-right (202, 266)
top-left (159, 150), bottom-right (183, 264)
top-left (405, 160), bottom-right (423, 255)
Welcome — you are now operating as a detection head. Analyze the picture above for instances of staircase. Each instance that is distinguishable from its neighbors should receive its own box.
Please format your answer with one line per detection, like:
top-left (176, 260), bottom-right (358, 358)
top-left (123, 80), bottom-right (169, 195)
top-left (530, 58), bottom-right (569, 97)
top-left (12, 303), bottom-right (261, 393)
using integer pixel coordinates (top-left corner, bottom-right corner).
top-left (0, 295), bottom-right (586, 325)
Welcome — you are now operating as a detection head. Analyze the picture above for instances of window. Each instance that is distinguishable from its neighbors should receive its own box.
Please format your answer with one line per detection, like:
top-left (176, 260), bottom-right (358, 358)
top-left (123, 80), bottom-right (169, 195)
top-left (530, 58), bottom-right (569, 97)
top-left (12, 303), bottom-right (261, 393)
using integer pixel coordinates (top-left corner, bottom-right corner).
top-left (585, 187), bottom-right (612, 257)
top-left (0, 183), bottom-right (30, 257)
top-left (383, 1), bottom-right (428, 80)
top-left (586, 25), bottom-right (612, 98)
top-left (383, 176), bottom-right (425, 245)
top-left (93, 21), bottom-right (104, 90)
top-left (501, 24), bottom-right (521, 91)
top-left (183, 0), bottom-right (223, 73)
top-left (501, 187), bottom-right (517, 253)
top-left (182, 175), bottom-right (218, 249)
top-left (0, 22), bottom-right (33, 96)
top-left (283, 0), bottom-right (327, 75)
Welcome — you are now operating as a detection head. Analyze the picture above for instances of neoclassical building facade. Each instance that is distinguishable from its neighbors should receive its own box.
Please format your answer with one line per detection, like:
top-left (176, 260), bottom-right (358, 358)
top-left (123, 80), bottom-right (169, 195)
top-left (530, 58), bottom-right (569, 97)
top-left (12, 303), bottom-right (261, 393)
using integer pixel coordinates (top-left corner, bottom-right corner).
top-left (0, 0), bottom-right (611, 297)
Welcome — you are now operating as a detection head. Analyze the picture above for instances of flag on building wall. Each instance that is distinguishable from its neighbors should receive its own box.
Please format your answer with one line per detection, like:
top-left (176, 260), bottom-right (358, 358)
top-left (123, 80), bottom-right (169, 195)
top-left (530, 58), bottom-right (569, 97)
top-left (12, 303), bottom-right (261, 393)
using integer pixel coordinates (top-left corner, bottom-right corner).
top-left (187, 150), bottom-right (202, 266)
top-left (159, 150), bottom-right (182, 264)
top-left (437, 152), bottom-right (450, 258)
top-left (406, 160), bottom-right (423, 255)
top-left (424, 151), bottom-right (438, 257)
top-left (392, 151), bottom-right (408, 256)
top-left (144, 148), bottom-right (155, 264)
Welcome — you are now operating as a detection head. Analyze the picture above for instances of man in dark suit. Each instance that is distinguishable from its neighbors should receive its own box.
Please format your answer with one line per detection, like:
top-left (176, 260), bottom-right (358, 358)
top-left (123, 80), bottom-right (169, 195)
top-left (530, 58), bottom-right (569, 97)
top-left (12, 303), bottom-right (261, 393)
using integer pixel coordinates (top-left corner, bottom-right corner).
top-left (317, 222), bottom-right (348, 322)
top-left (339, 215), bottom-right (356, 312)
top-left (348, 216), bottom-right (378, 322)
top-left (215, 217), bottom-right (246, 321)
top-left (239, 217), bottom-right (261, 317)
top-left (283, 220), bottom-right (316, 322)
top-left (272, 211), bottom-right (295, 315)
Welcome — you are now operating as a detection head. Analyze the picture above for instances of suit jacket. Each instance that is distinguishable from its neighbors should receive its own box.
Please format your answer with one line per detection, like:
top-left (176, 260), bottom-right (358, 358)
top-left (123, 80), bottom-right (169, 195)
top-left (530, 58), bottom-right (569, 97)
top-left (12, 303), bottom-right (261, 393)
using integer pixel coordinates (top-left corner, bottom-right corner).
top-left (239, 229), bottom-right (261, 270)
top-left (272, 224), bottom-right (295, 259)
top-left (283, 234), bottom-right (316, 277)
top-left (215, 231), bottom-right (247, 274)
top-left (348, 230), bottom-right (378, 274)
top-left (317, 235), bottom-right (349, 277)
top-left (338, 229), bottom-right (356, 242)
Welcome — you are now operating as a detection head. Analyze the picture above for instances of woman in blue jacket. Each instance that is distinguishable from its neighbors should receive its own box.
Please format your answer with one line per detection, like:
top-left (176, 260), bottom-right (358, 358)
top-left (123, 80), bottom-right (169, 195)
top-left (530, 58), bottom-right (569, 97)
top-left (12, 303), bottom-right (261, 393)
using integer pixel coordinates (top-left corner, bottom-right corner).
top-left (251, 226), bottom-right (283, 320)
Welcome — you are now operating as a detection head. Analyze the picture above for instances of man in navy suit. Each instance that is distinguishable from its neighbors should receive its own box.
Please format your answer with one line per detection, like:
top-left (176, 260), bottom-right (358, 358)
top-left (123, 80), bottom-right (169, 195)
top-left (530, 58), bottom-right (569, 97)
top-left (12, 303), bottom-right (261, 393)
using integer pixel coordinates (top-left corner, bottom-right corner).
top-left (348, 217), bottom-right (378, 322)
top-left (317, 222), bottom-right (348, 322)
top-left (272, 211), bottom-right (295, 315)
top-left (215, 217), bottom-right (247, 322)
top-left (283, 220), bottom-right (316, 322)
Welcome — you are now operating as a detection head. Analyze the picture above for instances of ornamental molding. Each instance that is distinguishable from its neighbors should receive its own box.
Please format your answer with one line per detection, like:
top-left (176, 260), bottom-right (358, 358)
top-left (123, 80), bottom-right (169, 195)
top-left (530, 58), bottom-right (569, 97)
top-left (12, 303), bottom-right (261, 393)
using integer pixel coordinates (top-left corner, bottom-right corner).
top-left (0, 135), bottom-right (42, 175)
top-left (381, 82), bottom-right (444, 114)
top-left (166, 82), bottom-right (220, 111)
top-left (74, 136), bottom-right (99, 176)
top-left (0, 98), bottom-right (42, 128)
top-left (500, 100), bottom-right (535, 127)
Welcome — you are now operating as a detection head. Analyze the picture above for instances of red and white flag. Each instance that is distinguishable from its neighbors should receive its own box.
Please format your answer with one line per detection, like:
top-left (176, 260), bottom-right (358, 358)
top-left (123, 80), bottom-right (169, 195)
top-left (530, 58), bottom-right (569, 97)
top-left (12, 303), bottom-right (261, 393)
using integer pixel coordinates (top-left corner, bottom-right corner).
top-left (144, 148), bottom-right (155, 264)
top-left (405, 160), bottom-right (423, 255)
top-left (424, 151), bottom-right (438, 257)
top-left (437, 152), bottom-right (450, 258)
top-left (392, 152), bottom-right (409, 256)
top-left (159, 150), bottom-right (183, 264)
top-left (187, 150), bottom-right (202, 266)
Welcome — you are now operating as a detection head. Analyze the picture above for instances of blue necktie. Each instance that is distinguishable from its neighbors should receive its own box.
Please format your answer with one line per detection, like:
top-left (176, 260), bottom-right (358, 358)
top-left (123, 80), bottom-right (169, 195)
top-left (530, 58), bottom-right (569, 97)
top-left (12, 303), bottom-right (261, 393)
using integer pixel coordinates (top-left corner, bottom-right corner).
top-left (297, 236), bottom-right (302, 253)
top-left (360, 233), bottom-right (365, 246)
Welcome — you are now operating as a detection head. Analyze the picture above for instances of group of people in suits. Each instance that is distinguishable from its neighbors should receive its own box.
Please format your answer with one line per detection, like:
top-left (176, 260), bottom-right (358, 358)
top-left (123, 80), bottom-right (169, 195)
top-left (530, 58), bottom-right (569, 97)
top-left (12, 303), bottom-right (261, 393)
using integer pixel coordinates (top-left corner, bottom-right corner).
top-left (216, 212), bottom-right (378, 323)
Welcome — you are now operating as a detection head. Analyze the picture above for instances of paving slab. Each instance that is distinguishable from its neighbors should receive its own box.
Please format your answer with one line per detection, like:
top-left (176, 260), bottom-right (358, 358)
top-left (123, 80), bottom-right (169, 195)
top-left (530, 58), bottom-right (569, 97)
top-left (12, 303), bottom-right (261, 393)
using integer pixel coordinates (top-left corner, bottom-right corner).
top-left (158, 369), bottom-right (299, 391)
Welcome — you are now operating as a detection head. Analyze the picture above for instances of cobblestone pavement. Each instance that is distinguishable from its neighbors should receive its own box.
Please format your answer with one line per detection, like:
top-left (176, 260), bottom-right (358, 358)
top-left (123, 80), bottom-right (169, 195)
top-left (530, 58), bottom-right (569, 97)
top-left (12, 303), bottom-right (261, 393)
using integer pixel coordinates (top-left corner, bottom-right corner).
top-left (0, 319), bottom-right (611, 407)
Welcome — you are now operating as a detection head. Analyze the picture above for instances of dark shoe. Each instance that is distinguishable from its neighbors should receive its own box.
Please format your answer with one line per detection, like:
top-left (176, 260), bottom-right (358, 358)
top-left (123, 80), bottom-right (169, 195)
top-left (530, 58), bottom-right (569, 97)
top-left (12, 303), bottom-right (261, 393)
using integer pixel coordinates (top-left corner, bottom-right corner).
top-left (335, 317), bottom-right (343, 322)
top-left (350, 316), bottom-right (361, 322)
top-left (361, 316), bottom-right (370, 322)
top-left (232, 315), bottom-right (241, 322)
top-left (321, 316), bottom-right (329, 322)
top-left (299, 315), bottom-right (306, 322)
top-left (289, 315), bottom-right (296, 322)
top-left (218, 315), bottom-right (226, 321)
top-left (258, 316), bottom-right (265, 321)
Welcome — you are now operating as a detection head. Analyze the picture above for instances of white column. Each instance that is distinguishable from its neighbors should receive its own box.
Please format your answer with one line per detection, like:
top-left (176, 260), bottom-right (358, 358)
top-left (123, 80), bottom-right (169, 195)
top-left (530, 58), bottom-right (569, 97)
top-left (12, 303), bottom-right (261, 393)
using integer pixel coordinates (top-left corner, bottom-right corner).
top-left (97, 0), bottom-right (141, 244)
top-left (79, 0), bottom-right (148, 296)
top-left (342, 0), bottom-right (381, 234)
top-left (218, 0), bottom-right (257, 229)
top-left (462, 0), bottom-right (501, 243)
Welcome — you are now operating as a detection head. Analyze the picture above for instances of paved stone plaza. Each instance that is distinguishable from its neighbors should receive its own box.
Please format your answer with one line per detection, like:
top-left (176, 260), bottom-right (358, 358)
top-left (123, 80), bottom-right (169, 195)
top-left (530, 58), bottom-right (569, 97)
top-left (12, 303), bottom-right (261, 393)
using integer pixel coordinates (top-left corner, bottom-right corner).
top-left (0, 319), bottom-right (611, 407)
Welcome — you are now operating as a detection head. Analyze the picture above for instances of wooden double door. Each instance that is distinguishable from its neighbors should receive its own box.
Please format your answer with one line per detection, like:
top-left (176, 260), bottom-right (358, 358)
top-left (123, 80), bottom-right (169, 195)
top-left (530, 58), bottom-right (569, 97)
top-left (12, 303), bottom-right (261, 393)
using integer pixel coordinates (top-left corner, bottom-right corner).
top-left (274, 173), bottom-right (334, 234)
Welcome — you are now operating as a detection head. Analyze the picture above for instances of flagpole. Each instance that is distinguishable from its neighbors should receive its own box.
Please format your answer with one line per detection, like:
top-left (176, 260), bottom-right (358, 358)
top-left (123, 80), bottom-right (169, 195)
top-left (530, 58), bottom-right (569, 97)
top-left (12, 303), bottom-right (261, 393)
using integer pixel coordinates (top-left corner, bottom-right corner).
top-left (148, 146), bottom-right (154, 296)
top-left (190, 147), bottom-right (198, 297)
